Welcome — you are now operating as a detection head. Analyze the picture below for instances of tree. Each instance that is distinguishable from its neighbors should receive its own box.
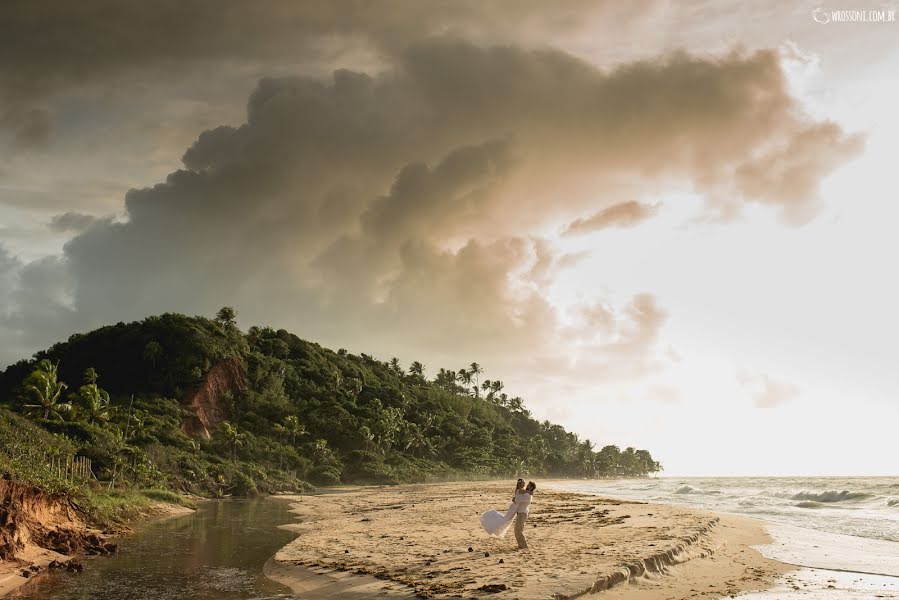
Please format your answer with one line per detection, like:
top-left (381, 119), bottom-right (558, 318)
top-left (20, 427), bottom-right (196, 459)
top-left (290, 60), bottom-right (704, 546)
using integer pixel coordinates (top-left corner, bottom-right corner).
top-left (76, 368), bottom-right (111, 426)
top-left (142, 340), bottom-right (163, 369)
top-left (408, 361), bottom-right (425, 379)
top-left (469, 362), bottom-right (483, 396)
top-left (127, 409), bottom-right (148, 440)
top-left (389, 357), bottom-right (403, 375)
top-left (434, 368), bottom-right (458, 391)
top-left (214, 306), bottom-right (237, 328)
top-left (281, 415), bottom-right (306, 445)
top-left (577, 439), bottom-right (595, 478)
top-left (220, 421), bottom-right (243, 462)
top-left (596, 445), bottom-right (621, 477)
top-left (456, 368), bottom-right (472, 393)
top-left (23, 359), bottom-right (71, 420)
top-left (634, 449), bottom-right (661, 475)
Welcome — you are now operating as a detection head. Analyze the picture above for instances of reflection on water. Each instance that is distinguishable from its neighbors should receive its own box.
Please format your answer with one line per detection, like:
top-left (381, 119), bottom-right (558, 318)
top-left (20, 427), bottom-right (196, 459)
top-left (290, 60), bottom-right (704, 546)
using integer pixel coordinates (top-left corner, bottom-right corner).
top-left (15, 498), bottom-right (300, 600)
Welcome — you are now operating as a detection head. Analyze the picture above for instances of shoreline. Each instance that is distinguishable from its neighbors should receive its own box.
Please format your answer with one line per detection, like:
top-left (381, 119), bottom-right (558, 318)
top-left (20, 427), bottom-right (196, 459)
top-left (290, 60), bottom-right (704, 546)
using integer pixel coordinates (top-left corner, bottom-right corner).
top-left (548, 477), bottom-right (899, 598)
top-left (270, 482), bottom-right (791, 599)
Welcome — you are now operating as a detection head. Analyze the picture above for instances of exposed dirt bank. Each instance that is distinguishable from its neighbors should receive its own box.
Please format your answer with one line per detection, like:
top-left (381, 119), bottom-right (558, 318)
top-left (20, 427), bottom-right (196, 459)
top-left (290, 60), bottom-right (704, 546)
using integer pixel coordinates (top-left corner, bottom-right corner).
top-left (0, 479), bottom-right (193, 597)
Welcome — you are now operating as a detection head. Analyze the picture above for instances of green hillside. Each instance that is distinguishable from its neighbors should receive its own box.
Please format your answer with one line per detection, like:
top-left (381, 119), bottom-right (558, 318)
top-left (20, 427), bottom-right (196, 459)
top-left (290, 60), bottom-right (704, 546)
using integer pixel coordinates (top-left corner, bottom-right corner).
top-left (0, 309), bottom-right (661, 497)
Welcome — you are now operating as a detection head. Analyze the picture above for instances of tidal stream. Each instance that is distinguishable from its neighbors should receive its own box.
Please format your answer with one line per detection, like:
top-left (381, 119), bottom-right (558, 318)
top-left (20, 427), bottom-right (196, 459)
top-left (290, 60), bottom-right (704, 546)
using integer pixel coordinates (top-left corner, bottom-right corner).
top-left (15, 498), bottom-right (300, 599)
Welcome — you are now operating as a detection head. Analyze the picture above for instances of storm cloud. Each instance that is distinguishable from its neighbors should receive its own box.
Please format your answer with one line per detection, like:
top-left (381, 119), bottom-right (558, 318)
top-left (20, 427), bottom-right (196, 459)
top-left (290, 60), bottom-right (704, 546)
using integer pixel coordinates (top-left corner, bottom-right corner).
top-left (0, 11), bottom-right (862, 393)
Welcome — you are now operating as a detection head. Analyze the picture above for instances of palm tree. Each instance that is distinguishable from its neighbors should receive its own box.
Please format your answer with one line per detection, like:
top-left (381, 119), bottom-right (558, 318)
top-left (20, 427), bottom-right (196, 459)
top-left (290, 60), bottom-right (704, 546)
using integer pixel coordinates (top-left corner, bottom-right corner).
top-left (214, 306), bottom-right (237, 328)
top-left (577, 439), bottom-right (596, 478)
top-left (434, 368), bottom-right (457, 390)
top-left (221, 421), bottom-right (243, 462)
top-left (282, 415), bottom-right (306, 445)
top-left (142, 340), bottom-right (163, 369)
top-left (23, 359), bottom-right (71, 420)
top-left (76, 368), bottom-right (111, 426)
top-left (469, 362), bottom-right (483, 396)
top-left (127, 409), bottom-right (148, 440)
top-left (457, 368), bottom-right (472, 392)
top-left (408, 361), bottom-right (425, 379)
top-left (389, 357), bottom-right (402, 375)
top-left (312, 439), bottom-right (331, 465)
top-left (402, 424), bottom-right (431, 457)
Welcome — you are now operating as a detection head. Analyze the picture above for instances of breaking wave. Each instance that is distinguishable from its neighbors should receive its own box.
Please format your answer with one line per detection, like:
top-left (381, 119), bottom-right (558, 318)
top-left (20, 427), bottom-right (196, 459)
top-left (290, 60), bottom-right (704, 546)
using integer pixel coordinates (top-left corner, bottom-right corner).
top-left (791, 490), bottom-right (873, 503)
top-left (795, 501), bottom-right (841, 509)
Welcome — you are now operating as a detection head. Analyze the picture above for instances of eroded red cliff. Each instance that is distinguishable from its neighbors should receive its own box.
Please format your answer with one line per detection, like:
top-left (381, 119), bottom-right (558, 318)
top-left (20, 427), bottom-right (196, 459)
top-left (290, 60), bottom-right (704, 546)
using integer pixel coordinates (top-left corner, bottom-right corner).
top-left (180, 357), bottom-right (246, 439)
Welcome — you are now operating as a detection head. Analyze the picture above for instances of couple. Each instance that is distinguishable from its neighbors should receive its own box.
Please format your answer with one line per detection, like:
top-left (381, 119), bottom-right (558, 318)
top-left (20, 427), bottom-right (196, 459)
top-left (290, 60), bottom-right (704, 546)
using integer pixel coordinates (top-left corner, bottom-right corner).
top-left (480, 479), bottom-right (537, 549)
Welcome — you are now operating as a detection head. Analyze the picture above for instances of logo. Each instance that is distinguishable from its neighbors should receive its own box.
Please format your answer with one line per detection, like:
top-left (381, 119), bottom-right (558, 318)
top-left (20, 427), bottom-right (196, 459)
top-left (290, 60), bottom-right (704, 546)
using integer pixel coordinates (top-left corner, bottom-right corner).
top-left (813, 7), bottom-right (897, 23)
top-left (813, 7), bottom-right (831, 23)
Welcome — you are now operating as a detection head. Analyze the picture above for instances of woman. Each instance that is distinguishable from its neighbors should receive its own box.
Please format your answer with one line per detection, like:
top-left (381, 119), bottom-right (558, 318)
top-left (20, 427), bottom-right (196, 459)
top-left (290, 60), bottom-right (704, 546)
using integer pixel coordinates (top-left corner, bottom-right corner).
top-left (480, 479), bottom-right (525, 537)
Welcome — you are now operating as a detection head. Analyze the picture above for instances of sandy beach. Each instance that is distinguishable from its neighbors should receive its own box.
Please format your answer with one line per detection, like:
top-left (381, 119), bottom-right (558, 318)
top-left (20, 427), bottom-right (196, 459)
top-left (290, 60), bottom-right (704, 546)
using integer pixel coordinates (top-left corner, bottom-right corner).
top-left (271, 482), bottom-right (790, 599)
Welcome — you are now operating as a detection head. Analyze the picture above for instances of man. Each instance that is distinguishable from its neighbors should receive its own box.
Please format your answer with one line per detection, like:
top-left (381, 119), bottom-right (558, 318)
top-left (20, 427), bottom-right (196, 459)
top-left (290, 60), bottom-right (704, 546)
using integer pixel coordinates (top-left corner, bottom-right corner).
top-left (513, 481), bottom-right (536, 550)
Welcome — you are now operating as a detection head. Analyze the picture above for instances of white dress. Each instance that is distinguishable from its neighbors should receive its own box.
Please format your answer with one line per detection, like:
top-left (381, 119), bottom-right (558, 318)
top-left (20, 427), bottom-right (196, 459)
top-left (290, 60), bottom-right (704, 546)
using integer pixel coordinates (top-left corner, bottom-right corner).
top-left (480, 502), bottom-right (518, 537)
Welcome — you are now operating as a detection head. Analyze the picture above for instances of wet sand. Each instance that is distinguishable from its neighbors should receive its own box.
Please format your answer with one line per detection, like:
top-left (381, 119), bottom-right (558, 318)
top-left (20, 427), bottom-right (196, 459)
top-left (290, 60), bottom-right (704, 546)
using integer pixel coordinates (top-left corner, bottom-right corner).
top-left (271, 482), bottom-right (789, 599)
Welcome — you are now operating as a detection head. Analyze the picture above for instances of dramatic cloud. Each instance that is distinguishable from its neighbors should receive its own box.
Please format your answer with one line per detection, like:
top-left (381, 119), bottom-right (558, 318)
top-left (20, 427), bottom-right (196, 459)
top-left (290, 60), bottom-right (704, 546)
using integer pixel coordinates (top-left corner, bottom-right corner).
top-left (0, 35), bottom-right (861, 399)
top-left (563, 201), bottom-right (661, 235)
top-left (0, 0), bottom-right (654, 152)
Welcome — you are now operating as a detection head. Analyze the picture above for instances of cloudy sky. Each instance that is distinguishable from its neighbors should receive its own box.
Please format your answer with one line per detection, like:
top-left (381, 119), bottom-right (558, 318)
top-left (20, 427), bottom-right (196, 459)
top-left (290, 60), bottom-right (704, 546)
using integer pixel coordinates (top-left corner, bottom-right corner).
top-left (2, 0), bottom-right (897, 476)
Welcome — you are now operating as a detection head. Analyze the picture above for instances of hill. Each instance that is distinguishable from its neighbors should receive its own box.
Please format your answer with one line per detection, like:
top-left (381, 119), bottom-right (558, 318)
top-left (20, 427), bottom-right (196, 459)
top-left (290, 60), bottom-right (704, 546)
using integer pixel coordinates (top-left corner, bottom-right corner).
top-left (0, 309), bottom-right (661, 497)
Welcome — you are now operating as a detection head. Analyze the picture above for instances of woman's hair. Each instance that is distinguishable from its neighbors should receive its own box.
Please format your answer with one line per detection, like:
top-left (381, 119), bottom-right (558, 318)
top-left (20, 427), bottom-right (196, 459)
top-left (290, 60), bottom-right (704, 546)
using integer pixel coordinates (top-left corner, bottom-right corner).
top-left (515, 479), bottom-right (525, 491)
top-left (526, 481), bottom-right (537, 492)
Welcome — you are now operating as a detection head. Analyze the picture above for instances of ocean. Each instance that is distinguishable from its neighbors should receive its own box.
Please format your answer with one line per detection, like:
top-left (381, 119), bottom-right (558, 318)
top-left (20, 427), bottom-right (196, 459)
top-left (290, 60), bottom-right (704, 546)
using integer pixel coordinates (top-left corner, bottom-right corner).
top-left (549, 477), bottom-right (899, 599)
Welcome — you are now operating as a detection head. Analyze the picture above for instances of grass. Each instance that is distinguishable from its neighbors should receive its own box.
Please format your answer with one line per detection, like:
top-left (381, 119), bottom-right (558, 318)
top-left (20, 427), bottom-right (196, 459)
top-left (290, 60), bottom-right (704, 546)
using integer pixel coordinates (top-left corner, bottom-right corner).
top-left (79, 488), bottom-right (196, 528)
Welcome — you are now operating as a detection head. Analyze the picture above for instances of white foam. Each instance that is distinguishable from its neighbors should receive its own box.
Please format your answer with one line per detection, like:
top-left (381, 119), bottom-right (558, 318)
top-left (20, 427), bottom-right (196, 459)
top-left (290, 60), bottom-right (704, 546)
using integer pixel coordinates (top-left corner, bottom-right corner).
top-left (737, 568), bottom-right (899, 599)
top-left (757, 522), bottom-right (899, 577)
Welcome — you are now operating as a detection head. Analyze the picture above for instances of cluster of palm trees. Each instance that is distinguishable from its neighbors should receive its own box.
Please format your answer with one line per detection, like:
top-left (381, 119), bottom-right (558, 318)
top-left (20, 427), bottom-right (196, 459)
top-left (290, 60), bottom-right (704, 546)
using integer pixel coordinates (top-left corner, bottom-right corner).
top-left (19, 360), bottom-right (158, 488)
top-left (388, 359), bottom-right (527, 414)
top-left (23, 360), bottom-right (112, 426)
top-left (221, 414), bottom-right (308, 467)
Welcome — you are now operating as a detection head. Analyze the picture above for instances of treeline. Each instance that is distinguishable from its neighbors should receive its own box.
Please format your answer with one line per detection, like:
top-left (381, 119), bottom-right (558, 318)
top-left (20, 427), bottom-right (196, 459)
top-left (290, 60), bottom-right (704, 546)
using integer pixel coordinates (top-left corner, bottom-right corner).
top-left (0, 310), bottom-right (661, 496)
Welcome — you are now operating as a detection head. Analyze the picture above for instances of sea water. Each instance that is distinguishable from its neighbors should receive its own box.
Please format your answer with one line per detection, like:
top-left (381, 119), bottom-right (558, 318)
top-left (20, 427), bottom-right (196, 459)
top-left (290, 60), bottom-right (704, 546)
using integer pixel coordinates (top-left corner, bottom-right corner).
top-left (550, 477), bottom-right (899, 598)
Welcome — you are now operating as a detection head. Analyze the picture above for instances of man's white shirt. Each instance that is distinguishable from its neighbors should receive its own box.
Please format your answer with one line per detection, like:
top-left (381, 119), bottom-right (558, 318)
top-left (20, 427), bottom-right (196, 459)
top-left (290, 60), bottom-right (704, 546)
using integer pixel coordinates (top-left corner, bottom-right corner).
top-left (514, 491), bottom-right (532, 514)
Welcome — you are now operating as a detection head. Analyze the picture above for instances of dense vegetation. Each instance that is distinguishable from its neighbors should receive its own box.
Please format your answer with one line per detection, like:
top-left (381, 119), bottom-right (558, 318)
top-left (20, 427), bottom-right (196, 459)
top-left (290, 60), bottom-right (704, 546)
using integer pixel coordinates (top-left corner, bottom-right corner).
top-left (0, 310), bottom-right (661, 498)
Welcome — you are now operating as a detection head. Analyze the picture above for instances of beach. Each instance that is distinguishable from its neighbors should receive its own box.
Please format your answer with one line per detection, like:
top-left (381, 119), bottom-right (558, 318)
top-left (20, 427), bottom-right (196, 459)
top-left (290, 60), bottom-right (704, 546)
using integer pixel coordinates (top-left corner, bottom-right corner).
top-left (271, 482), bottom-right (789, 599)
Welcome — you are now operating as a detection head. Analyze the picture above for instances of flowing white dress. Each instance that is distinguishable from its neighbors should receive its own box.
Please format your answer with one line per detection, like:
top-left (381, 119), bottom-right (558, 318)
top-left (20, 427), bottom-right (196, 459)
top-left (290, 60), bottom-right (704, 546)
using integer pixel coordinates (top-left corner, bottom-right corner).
top-left (480, 502), bottom-right (518, 537)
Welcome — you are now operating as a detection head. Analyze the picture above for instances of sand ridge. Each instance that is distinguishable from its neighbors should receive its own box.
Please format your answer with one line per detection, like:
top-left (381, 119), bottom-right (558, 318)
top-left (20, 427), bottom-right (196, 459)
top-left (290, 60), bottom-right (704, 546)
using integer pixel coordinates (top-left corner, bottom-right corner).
top-left (273, 482), bottom-right (789, 599)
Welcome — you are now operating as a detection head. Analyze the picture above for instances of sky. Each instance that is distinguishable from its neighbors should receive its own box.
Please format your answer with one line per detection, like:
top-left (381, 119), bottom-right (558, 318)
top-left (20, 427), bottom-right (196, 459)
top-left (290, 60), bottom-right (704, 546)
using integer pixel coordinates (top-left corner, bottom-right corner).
top-left (1, 0), bottom-right (898, 476)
